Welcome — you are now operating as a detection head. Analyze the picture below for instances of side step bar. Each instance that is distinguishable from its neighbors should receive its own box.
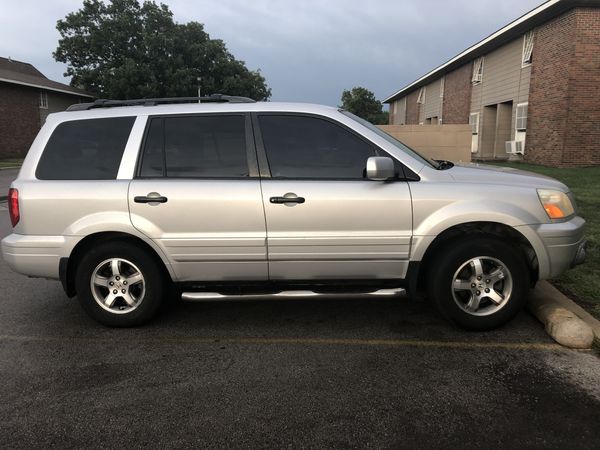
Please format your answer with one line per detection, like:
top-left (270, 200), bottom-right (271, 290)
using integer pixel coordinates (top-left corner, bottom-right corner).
top-left (181, 288), bottom-right (405, 302)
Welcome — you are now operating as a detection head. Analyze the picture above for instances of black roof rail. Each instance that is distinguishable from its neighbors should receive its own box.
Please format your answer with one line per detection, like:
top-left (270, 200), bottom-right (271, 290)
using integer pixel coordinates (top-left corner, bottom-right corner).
top-left (67, 93), bottom-right (256, 111)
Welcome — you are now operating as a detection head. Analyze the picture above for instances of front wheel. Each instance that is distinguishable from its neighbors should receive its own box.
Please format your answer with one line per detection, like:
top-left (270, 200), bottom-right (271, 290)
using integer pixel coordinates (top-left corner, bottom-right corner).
top-left (75, 242), bottom-right (166, 327)
top-left (427, 237), bottom-right (530, 330)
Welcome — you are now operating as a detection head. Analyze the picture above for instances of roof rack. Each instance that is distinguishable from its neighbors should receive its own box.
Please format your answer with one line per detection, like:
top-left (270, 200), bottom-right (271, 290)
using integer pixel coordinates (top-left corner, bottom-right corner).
top-left (66, 93), bottom-right (256, 111)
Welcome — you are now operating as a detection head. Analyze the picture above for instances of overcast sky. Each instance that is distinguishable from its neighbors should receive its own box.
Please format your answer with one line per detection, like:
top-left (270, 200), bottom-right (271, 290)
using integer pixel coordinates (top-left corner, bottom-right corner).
top-left (1, 0), bottom-right (544, 106)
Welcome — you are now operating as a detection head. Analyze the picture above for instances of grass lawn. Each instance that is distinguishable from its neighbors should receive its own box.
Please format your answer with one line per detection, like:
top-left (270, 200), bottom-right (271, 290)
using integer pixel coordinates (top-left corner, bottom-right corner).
top-left (486, 161), bottom-right (600, 319)
top-left (0, 158), bottom-right (23, 168)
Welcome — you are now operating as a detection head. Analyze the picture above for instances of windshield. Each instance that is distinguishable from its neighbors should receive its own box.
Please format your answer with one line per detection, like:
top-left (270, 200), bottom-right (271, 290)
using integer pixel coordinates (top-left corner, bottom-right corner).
top-left (339, 110), bottom-right (439, 169)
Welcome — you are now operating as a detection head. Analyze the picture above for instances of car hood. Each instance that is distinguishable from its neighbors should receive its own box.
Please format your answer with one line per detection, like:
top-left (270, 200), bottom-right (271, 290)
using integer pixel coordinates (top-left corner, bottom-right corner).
top-left (447, 163), bottom-right (568, 191)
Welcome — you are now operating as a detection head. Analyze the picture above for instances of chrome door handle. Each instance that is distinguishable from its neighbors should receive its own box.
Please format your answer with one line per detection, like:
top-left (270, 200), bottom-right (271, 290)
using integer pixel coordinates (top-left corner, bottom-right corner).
top-left (270, 196), bottom-right (305, 204)
top-left (134, 192), bottom-right (168, 204)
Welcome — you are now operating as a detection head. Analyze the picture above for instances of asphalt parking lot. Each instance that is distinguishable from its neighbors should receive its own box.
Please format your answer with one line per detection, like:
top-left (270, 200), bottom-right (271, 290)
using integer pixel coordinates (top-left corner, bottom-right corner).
top-left (0, 205), bottom-right (599, 449)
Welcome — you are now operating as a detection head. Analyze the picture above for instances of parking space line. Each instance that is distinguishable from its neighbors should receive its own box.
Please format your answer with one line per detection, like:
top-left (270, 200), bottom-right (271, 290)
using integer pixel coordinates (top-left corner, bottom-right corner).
top-left (0, 334), bottom-right (563, 351)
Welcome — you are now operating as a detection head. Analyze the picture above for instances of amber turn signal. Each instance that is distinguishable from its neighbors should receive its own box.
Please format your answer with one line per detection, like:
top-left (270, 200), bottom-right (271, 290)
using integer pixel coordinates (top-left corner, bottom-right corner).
top-left (537, 189), bottom-right (575, 219)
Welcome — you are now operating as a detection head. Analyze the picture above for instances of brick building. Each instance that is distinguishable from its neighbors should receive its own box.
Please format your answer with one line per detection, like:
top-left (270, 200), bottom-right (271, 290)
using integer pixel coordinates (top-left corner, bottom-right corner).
top-left (0, 57), bottom-right (93, 159)
top-left (384, 0), bottom-right (600, 167)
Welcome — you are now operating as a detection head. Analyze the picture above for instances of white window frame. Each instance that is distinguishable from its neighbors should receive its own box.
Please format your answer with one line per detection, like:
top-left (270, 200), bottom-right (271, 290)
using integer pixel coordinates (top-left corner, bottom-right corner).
top-left (469, 112), bottom-right (480, 153)
top-left (469, 112), bottom-right (480, 135)
top-left (39, 91), bottom-right (48, 109)
top-left (521, 31), bottom-right (534, 67)
top-left (472, 57), bottom-right (484, 84)
top-left (416, 87), bottom-right (426, 104)
top-left (399, 97), bottom-right (406, 125)
top-left (515, 102), bottom-right (528, 131)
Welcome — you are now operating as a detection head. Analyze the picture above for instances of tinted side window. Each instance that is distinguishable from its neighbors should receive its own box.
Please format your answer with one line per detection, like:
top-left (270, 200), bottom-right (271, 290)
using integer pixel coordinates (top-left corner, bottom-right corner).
top-left (258, 115), bottom-right (376, 179)
top-left (36, 117), bottom-right (135, 180)
top-left (140, 115), bottom-right (248, 178)
top-left (139, 119), bottom-right (164, 177)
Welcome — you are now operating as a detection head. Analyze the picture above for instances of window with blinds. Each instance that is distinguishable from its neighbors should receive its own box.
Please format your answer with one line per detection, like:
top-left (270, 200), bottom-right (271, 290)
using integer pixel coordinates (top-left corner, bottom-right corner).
top-left (522, 31), bottom-right (534, 66)
top-left (516, 103), bottom-right (528, 131)
top-left (472, 57), bottom-right (484, 84)
top-left (469, 112), bottom-right (479, 135)
top-left (417, 87), bottom-right (426, 104)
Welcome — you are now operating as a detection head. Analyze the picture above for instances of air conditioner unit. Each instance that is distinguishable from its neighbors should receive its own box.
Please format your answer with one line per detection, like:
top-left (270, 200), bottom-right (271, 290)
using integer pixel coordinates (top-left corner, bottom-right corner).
top-left (505, 140), bottom-right (524, 155)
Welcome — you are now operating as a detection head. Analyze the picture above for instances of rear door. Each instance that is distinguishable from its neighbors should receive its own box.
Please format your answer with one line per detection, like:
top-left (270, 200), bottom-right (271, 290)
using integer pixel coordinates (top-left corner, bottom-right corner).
top-left (254, 113), bottom-right (413, 281)
top-left (128, 113), bottom-right (268, 282)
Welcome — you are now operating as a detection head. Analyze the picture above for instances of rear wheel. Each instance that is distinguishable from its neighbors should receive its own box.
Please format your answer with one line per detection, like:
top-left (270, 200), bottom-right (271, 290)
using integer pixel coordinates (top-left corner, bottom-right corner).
top-left (75, 242), bottom-right (166, 327)
top-left (427, 237), bottom-right (529, 330)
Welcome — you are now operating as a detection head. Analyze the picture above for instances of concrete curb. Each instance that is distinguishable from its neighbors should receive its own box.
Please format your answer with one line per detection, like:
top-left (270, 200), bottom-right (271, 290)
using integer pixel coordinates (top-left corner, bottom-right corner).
top-left (528, 281), bottom-right (599, 349)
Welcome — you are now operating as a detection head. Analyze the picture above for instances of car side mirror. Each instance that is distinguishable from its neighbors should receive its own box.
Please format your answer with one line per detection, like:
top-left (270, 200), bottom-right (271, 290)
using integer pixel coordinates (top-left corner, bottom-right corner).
top-left (366, 156), bottom-right (395, 181)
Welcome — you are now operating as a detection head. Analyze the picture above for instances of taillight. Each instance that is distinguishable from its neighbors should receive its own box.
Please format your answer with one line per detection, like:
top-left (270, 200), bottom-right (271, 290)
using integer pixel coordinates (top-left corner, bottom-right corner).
top-left (8, 188), bottom-right (19, 227)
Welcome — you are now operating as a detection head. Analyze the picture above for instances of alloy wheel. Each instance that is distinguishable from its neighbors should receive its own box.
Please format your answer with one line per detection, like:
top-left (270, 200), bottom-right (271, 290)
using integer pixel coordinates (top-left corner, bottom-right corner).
top-left (451, 256), bottom-right (513, 316)
top-left (90, 258), bottom-right (146, 314)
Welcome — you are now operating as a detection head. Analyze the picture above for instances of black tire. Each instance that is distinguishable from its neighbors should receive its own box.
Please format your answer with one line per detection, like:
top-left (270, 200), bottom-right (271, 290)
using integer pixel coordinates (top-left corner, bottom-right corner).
top-left (427, 236), bottom-right (530, 330)
top-left (75, 241), bottom-right (167, 327)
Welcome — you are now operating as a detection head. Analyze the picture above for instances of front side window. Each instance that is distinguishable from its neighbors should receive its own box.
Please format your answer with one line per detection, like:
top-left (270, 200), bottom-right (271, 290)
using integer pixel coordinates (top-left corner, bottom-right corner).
top-left (340, 110), bottom-right (436, 169)
top-left (258, 115), bottom-right (376, 179)
top-left (139, 115), bottom-right (248, 178)
top-left (36, 117), bottom-right (135, 180)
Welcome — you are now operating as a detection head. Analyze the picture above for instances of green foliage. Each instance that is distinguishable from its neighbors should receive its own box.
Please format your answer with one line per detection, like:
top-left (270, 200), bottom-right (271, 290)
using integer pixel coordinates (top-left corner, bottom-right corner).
top-left (54, 0), bottom-right (271, 100)
top-left (340, 87), bottom-right (388, 125)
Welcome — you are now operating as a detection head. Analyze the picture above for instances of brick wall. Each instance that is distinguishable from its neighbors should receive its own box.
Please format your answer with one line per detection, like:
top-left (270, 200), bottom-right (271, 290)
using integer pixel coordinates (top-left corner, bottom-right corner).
top-left (0, 83), bottom-right (89, 159)
top-left (442, 63), bottom-right (472, 124)
top-left (562, 8), bottom-right (600, 166)
top-left (0, 83), bottom-right (40, 158)
top-left (527, 8), bottom-right (600, 167)
top-left (405, 90), bottom-right (420, 124)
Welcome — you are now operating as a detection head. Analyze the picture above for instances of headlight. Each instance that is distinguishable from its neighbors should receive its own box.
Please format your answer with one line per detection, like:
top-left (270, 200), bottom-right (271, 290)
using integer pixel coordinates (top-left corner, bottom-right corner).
top-left (537, 189), bottom-right (575, 219)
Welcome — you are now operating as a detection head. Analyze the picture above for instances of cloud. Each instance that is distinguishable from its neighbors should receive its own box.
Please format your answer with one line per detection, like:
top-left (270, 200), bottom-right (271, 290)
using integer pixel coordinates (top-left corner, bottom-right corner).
top-left (0, 0), bottom-right (544, 105)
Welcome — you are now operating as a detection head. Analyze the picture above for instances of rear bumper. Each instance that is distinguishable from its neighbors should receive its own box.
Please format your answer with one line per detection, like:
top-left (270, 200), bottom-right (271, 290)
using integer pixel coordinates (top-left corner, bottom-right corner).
top-left (1, 233), bottom-right (65, 279)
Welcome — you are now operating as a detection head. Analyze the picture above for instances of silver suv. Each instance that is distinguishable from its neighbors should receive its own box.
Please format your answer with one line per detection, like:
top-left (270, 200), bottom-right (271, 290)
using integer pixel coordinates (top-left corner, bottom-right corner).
top-left (1, 95), bottom-right (586, 329)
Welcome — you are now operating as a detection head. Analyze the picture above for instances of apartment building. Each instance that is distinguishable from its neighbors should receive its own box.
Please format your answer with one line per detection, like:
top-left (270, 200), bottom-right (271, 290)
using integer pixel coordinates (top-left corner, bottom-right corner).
top-left (384, 0), bottom-right (600, 167)
top-left (0, 57), bottom-right (93, 159)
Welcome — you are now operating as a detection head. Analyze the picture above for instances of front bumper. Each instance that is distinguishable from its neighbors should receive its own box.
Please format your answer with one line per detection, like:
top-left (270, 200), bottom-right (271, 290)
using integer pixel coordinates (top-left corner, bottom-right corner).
top-left (520, 215), bottom-right (586, 280)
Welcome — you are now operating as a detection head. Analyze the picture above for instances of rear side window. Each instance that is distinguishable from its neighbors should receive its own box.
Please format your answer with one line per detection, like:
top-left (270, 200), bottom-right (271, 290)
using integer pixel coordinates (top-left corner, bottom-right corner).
top-left (139, 115), bottom-right (248, 178)
top-left (258, 115), bottom-right (376, 179)
top-left (36, 117), bottom-right (135, 180)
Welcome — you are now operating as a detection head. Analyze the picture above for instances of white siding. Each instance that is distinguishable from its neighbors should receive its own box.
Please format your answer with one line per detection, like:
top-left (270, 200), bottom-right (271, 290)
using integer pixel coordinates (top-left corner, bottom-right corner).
top-left (392, 97), bottom-right (407, 125)
top-left (470, 37), bottom-right (531, 113)
top-left (470, 36), bottom-right (532, 155)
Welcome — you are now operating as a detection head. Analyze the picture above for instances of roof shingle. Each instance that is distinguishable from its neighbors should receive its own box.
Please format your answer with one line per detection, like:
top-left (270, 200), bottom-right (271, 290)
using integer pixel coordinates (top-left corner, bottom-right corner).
top-left (0, 57), bottom-right (94, 98)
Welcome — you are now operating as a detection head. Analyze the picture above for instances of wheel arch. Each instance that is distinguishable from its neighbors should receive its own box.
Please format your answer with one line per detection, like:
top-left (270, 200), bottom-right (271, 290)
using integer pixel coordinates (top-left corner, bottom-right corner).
top-left (412, 221), bottom-right (539, 295)
top-left (61, 231), bottom-right (174, 298)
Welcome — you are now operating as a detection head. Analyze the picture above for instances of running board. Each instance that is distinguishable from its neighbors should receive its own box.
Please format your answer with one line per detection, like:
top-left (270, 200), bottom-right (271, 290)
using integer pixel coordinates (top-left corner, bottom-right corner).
top-left (181, 288), bottom-right (405, 302)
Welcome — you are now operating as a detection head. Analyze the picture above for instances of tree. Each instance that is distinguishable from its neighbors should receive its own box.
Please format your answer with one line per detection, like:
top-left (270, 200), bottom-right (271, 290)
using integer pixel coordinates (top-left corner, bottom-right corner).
top-left (340, 87), bottom-right (389, 125)
top-left (54, 0), bottom-right (271, 100)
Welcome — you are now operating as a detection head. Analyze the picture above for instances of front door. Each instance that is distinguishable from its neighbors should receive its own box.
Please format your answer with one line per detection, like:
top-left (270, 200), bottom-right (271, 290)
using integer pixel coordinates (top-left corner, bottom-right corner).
top-left (254, 113), bottom-right (413, 280)
top-left (129, 113), bottom-right (267, 282)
